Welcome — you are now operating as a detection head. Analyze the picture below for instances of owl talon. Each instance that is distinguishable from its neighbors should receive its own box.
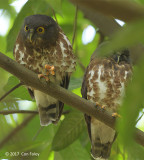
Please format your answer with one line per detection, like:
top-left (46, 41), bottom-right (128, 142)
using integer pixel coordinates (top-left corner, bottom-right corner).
top-left (38, 64), bottom-right (55, 81)
top-left (112, 112), bottom-right (121, 118)
top-left (101, 105), bottom-right (106, 110)
top-left (38, 74), bottom-right (49, 81)
top-left (45, 64), bottom-right (55, 76)
top-left (95, 103), bottom-right (106, 110)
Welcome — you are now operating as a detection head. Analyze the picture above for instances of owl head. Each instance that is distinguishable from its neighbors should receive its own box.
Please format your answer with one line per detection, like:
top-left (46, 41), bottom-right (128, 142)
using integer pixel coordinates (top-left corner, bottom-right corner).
top-left (20, 14), bottom-right (59, 48)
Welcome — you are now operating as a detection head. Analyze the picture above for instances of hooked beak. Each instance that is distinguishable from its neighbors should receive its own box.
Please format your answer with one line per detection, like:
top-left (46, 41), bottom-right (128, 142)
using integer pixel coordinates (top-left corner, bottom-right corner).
top-left (28, 29), bottom-right (34, 43)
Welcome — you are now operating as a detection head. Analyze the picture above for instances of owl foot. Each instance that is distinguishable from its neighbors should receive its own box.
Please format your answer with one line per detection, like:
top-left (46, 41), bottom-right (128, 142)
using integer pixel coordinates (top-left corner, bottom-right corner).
top-left (95, 103), bottom-right (106, 110)
top-left (112, 112), bottom-right (121, 118)
top-left (45, 64), bottom-right (55, 76)
top-left (38, 65), bottom-right (55, 81)
top-left (101, 105), bottom-right (106, 110)
top-left (38, 74), bottom-right (49, 81)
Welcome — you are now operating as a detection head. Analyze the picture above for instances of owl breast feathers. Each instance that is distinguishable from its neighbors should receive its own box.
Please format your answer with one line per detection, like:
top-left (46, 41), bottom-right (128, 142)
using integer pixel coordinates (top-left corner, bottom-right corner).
top-left (13, 14), bottom-right (76, 126)
top-left (81, 48), bottom-right (132, 160)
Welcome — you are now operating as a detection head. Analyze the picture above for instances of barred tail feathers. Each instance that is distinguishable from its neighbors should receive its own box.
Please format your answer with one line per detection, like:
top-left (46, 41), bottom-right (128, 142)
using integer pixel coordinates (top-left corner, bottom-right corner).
top-left (34, 90), bottom-right (60, 126)
top-left (38, 104), bottom-right (59, 126)
top-left (91, 137), bottom-right (111, 160)
top-left (90, 119), bottom-right (116, 160)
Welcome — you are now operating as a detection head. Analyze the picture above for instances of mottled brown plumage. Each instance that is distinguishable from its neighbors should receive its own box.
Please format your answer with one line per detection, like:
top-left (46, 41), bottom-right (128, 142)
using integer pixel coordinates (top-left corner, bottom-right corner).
top-left (81, 47), bottom-right (132, 160)
top-left (14, 15), bottom-right (76, 126)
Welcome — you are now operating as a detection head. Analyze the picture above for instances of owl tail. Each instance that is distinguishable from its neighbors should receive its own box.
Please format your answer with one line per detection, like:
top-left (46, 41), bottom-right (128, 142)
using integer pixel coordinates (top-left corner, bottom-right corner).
top-left (91, 137), bottom-right (112, 160)
top-left (38, 104), bottom-right (59, 126)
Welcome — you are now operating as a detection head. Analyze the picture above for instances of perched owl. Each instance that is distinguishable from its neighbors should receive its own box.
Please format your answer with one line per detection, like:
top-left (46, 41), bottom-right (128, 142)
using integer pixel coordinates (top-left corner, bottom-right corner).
top-left (14, 15), bottom-right (76, 126)
top-left (81, 46), bottom-right (132, 159)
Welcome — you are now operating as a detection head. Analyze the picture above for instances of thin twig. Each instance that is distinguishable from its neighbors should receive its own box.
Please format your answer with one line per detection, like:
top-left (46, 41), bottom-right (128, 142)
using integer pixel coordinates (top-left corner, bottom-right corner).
top-left (52, 9), bottom-right (58, 24)
top-left (62, 110), bottom-right (71, 115)
top-left (0, 110), bottom-right (38, 115)
top-left (71, 6), bottom-right (86, 72)
top-left (136, 111), bottom-right (144, 123)
top-left (0, 110), bottom-right (70, 115)
top-left (77, 58), bottom-right (86, 72)
top-left (0, 82), bottom-right (22, 102)
top-left (32, 126), bottom-right (44, 141)
top-left (72, 5), bottom-right (78, 47)
top-left (0, 114), bottom-right (36, 149)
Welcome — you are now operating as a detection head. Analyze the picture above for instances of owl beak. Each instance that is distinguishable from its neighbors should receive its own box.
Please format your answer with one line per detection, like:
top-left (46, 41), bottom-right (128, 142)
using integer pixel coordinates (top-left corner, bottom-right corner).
top-left (28, 29), bottom-right (34, 43)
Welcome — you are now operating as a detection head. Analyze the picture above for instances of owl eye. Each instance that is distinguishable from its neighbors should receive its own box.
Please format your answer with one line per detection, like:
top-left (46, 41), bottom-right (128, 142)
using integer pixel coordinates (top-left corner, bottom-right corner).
top-left (24, 25), bottom-right (29, 32)
top-left (37, 27), bottom-right (45, 34)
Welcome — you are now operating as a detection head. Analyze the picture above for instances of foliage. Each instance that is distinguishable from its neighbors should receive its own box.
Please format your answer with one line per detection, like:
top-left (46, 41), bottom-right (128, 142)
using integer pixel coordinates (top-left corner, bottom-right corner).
top-left (0, 0), bottom-right (144, 160)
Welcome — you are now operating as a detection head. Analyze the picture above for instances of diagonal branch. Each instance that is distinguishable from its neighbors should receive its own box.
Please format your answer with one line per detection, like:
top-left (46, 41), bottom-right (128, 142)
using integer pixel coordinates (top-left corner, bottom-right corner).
top-left (0, 82), bottom-right (22, 102)
top-left (0, 114), bottom-right (36, 149)
top-left (0, 52), bottom-right (144, 147)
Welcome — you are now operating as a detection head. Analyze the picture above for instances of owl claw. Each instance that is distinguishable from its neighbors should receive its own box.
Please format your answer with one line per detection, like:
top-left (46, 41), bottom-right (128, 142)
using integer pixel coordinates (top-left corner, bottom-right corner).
top-left (95, 103), bottom-right (106, 110)
top-left (38, 65), bottom-right (55, 82)
top-left (101, 105), bottom-right (106, 110)
top-left (38, 74), bottom-right (49, 81)
top-left (45, 64), bottom-right (55, 76)
top-left (112, 112), bottom-right (121, 118)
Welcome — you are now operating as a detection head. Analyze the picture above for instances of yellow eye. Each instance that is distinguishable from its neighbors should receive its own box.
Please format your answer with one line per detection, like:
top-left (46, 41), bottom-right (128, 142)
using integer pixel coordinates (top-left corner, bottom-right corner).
top-left (37, 27), bottom-right (45, 34)
top-left (24, 25), bottom-right (29, 32)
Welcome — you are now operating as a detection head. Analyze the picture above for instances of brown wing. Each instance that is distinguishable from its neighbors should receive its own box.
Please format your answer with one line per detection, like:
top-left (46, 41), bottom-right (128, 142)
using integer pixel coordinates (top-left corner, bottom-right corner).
top-left (81, 66), bottom-right (92, 141)
top-left (58, 73), bottom-right (70, 119)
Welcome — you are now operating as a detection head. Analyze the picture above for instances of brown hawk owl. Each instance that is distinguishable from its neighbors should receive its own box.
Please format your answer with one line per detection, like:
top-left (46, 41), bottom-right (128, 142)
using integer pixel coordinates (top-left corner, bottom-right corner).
top-left (13, 15), bottom-right (76, 126)
top-left (81, 46), bottom-right (132, 159)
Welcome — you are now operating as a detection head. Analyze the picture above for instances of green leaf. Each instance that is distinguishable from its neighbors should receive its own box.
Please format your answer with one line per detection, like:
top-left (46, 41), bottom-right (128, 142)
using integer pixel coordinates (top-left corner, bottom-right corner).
top-left (37, 145), bottom-right (52, 160)
top-left (54, 152), bottom-right (63, 160)
top-left (33, 123), bottom-right (60, 143)
top-left (46, 0), bottom-right (62, 16)
top-left (127, 144), bottom-right (144, 160)
top-left (4, 76), bottom-right (32, 100)
top-left (0, 0), bottom-right (10, 10)
top-left (68, 77), bottom-right (83, 91)
top-left (55, 140), bottom-right (91, 160)
top-left (0, 36), bottom-right (6, 53)
top-left (52, 111), bottom-right (85, 151)
top-left (118, 57), bottom-right (144, 159)
top-left (0, 116), bottom-right (58, 159)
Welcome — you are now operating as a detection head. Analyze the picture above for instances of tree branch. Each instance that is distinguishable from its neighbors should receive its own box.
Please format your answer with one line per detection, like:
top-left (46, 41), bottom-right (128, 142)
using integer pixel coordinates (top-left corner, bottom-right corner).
top-left (77, 6), bottom-right (121, 37)
top-left (0, 110), bottom-right (70, 115)
top-left (0, 110), bottom-right (38, 115)
top-left (72, 5), bottom-right (78, 47)
top-left (70, 0), bottom-right (144, 22)
top-left (0, 82), bottom-right (22, 102)
top-left (0, 52), bottom-right (144, 147)
top-left (0, 114), bottom-right (36, 149)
